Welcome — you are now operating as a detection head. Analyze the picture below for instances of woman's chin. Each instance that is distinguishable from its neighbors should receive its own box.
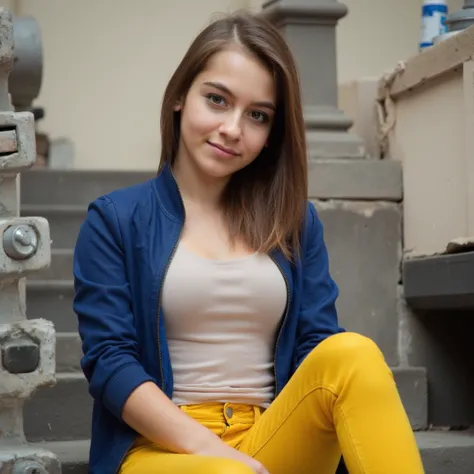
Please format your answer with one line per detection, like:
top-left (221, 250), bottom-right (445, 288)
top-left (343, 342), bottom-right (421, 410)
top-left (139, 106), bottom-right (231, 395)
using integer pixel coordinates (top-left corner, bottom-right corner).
top-left (197, 158), bottom-right (238, 181)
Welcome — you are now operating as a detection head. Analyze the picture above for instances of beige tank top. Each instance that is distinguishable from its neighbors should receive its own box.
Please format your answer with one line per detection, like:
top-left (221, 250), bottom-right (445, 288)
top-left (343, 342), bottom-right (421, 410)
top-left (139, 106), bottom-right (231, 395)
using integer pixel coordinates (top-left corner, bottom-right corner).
top-left (162, 243), bottom-right (287, 408)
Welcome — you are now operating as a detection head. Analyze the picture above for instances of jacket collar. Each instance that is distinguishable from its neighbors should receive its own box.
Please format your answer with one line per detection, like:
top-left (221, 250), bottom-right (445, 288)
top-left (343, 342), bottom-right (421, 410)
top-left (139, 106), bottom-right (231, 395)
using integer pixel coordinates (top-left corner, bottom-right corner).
top-left (153, 162), bottom-right (291, 265)
top-left (153, 162), bottom-right (185, 221)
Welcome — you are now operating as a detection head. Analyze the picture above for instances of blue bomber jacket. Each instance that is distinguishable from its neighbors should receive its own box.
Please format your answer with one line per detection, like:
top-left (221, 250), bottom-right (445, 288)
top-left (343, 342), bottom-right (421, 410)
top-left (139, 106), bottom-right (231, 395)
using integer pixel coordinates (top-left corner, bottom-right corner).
top-left (72, 164), bottom-right (344, 474)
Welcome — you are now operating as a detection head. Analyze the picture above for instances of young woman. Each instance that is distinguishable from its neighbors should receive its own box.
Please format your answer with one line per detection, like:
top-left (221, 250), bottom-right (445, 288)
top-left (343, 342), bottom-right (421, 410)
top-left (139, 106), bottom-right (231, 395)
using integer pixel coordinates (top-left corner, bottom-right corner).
top-left (73, 12), bottom-right (425, 474)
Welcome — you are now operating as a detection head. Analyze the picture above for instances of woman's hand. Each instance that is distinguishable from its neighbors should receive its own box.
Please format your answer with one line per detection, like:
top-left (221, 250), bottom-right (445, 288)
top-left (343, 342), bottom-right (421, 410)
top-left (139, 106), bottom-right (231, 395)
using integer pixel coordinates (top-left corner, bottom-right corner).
top-left (195, 437), bottom-right (269, 474)
top-left (122, 383), bottom-right (268, 472)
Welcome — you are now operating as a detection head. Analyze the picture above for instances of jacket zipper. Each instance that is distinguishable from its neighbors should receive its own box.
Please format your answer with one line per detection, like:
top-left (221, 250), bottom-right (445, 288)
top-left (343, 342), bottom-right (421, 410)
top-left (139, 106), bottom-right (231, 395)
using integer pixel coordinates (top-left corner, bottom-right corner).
top-left (116, 221), bottom-right (288, 474)
top-left (116, 173), bottom-right (188, 474)
top-left (156, 171), bottom-right (186, 392)
top-left (115, 230), bottom-right (185, 474)
top-left (156, 229), bottom-right (183, 391)
top-left (269, 253), bottom-right (291, 396)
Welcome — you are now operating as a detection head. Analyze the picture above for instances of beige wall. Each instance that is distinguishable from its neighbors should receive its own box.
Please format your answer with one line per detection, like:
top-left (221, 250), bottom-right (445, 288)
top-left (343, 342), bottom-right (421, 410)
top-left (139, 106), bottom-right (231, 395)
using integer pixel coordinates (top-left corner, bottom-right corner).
top-left (6, 0), bottom-right (466, 169)
top-left (1, 0), bottom-right (16, 14)
top-left (16, 0), bottom-right (248, 170)
top-left (337, 0), bottom-right (463, 83)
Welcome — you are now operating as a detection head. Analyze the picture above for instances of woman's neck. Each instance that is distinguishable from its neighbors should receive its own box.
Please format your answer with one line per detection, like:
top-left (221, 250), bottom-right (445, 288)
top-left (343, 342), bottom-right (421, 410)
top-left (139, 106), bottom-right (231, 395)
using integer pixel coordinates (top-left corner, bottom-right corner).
top-left (172, 157), bottom-right (229, 211)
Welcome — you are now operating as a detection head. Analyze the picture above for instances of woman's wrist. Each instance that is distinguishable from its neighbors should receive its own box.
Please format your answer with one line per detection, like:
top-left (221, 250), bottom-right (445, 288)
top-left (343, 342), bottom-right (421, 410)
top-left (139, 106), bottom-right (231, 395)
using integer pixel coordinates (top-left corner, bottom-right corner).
top-left (187, 427), bottom-right (223, 454)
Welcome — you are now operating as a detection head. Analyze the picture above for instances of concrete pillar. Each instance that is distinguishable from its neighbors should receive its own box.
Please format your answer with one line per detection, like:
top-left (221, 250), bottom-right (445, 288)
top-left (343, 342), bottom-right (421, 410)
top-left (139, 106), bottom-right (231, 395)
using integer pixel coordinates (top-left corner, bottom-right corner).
top-left (0, 8), bottom-right (60, 474)
top-left (261, 0), bottom-right (365, 159)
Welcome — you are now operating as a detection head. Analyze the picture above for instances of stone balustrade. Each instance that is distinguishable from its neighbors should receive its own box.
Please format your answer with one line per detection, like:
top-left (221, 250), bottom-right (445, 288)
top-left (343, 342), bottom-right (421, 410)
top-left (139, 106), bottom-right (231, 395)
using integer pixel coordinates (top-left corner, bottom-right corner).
top-left (0, 8), bottom-right (60, 474)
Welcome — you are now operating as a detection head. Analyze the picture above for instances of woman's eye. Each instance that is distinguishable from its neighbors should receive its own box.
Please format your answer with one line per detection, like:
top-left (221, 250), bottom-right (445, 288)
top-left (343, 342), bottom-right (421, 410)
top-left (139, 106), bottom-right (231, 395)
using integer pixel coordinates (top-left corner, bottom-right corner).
top-left (207, 94), bottom-right (226, 106)
top-left (250, 111), bottom-right (269, 123)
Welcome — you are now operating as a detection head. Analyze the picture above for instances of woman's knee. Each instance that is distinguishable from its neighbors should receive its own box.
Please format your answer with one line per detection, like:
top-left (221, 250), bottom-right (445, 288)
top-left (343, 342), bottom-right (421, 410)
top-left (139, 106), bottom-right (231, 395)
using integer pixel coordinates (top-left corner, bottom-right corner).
top-left (305, 332), bottom-right (386, 368)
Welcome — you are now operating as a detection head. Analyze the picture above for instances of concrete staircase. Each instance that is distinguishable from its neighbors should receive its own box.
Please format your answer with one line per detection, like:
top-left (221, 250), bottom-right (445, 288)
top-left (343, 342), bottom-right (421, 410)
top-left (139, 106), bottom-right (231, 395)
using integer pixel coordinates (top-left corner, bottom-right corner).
top-left (20, 169), bottom-right (474, 473)
top-left (21, 169), bottom-right (153, 473)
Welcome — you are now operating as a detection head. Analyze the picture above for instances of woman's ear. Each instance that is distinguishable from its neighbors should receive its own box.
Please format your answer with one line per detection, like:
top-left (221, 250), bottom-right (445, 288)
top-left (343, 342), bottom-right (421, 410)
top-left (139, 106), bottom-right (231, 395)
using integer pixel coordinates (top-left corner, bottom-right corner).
top-left (174, 96), bottom-right (184, 112)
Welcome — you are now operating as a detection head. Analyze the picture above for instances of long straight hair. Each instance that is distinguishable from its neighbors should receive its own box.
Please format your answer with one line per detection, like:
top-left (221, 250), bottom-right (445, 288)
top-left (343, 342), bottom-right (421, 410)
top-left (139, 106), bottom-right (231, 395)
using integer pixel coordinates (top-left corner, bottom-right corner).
top-left (159, 13), bottom-right (307, 259)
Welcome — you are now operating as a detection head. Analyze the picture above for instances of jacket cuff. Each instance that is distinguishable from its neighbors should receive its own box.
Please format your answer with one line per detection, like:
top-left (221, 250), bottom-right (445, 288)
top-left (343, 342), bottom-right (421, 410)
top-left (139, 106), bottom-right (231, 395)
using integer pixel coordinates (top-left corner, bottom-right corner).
top-left (102, 362), bottom-right (155, 419)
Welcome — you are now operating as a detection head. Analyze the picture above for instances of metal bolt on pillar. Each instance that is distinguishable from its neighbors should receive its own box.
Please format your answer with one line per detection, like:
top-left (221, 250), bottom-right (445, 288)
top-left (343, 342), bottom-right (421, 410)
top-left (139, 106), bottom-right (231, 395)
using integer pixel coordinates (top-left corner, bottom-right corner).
top-left (0, 8), bottom-right (60, 474)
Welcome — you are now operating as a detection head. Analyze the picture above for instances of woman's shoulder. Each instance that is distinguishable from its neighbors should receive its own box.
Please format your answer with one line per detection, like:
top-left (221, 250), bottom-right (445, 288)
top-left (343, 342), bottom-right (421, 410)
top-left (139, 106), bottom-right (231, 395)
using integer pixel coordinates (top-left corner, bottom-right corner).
top-left (87, 178), bottom-right (156, 219)
top-left (299, 200), bottom-right (325, 255)
top-left (303, 200), bottom-right (322, 235)
top-left (101, 178), bottom-right (155, 209)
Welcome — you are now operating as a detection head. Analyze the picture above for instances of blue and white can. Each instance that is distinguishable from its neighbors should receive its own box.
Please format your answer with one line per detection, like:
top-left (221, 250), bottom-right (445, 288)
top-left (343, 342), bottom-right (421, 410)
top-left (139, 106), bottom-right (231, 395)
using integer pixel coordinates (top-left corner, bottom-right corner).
top-left (420, 0), bottom-right (448, 50)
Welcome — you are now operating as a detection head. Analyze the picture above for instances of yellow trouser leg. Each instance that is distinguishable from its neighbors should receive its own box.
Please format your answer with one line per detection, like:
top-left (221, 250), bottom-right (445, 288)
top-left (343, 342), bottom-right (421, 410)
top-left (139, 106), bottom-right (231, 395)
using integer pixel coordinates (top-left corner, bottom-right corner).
top-left (239, 332), bottom-right (425, 474)
top-left (119, 404), bottom-right (257, 474)
top-left (120, 447), bottom-right (254, 474)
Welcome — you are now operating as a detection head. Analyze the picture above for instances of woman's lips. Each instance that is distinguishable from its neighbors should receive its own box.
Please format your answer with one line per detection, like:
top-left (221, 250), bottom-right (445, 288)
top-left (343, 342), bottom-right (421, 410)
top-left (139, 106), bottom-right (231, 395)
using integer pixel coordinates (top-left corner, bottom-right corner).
top-left (207, 141), bottom-right (240, 157)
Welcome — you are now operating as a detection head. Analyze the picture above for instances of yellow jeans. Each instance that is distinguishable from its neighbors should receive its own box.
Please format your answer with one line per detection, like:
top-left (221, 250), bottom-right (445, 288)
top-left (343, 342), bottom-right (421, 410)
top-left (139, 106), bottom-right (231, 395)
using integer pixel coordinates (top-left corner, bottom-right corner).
top-left (120, 332), bottom-right (425, 473)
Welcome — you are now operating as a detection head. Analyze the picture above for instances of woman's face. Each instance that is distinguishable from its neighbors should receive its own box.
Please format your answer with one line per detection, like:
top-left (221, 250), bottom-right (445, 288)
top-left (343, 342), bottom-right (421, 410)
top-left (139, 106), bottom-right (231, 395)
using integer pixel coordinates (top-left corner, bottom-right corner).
top-left (175, 46), bottom-right (276, 181)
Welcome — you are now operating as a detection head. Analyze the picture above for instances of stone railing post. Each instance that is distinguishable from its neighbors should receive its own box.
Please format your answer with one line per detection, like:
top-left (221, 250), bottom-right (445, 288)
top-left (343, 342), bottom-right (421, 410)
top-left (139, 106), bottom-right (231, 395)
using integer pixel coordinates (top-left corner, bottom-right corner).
top-left (0, 8), bottom-right (60, 474)
top-left (260, 0), bottom-right (365, 159)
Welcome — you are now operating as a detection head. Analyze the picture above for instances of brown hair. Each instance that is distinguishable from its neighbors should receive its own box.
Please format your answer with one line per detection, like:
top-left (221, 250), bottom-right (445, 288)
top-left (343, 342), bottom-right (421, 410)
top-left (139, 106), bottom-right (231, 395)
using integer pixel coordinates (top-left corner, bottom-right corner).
top-left (159, 12), bottom-right (307, 259)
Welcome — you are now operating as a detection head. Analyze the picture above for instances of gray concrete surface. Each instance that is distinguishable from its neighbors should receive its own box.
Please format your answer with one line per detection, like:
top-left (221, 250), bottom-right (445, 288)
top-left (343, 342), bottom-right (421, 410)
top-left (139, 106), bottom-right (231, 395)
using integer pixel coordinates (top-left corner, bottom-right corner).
top-left (315, 200), bottom-right (402, 366)
top-left (24, 373), bottom-right (92, 442)
top-left (26, 280), bottom-right (76, 332)
top-left (417, 430), bottom-right (474, 474)
top-left (308, 159), bottom-right (402, 201)
top-left (21, 169), bottom-right (153, 206)
top-left (398, 288), bottom-right (474, 427)
top-left (32, 431), bottom-right (474, 474)
top-left (21, 205), bottom-right (86, 249)
top-left (392, 366), bottom-right (428, 431)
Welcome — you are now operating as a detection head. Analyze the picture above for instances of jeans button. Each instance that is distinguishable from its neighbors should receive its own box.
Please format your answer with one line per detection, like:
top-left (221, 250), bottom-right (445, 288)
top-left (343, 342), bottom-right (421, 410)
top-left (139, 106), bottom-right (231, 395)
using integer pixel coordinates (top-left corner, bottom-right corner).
top-left (225, 407), bottom-right (233, 418)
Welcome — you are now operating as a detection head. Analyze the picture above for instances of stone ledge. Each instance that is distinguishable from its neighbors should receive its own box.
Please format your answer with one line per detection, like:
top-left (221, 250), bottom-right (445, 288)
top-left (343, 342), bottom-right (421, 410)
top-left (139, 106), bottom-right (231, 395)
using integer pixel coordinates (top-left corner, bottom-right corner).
top-left (403, 252), bottom-right (474, 309)
top-left (21, 169), bottom-right (153, 207)
top-left (308, 159), bottom-right (402, 201)
top-left (377, 24), bottom-right (474, 101)
top-left (417, 430), bottom-right (474, 474)
top-left (33, 432), bottom-right (474, 474)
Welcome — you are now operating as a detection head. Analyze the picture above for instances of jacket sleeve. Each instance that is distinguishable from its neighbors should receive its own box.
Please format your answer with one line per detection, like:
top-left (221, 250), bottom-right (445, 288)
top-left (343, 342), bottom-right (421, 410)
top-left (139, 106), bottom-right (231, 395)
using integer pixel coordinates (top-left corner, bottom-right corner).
top-left (294, 201), bottom-right (344, 369)
top-left (73, 195), bottom-right (154, 420)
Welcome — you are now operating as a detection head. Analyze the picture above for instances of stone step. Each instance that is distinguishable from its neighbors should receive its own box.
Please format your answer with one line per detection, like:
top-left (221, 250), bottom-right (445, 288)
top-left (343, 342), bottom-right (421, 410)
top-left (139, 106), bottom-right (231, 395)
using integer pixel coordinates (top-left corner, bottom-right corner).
top-left (56, 332), bottom-right (82, 373)
top-left (29, 249), bottom-right (73, 281)
top-left (31, 431), bottom-right (474, 474)
top-left (24, 373), bottom-right (92, 442)
top-left (26, 280), bottom-right (76, 333)
top-left (23, 366), bottom-right (427, 442)
top-left (20, 169), bottom-right (153, 206)
top-left (21, 204), bottom-right (86, 249)
top-left (26, 278), bottom-right (428, 431)
top-left (19, 161), bottom-right (403, 207)
top-left (53, 331), bottom-right (429, 426)
top-left (416, 430), bottom-right (474, 474)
